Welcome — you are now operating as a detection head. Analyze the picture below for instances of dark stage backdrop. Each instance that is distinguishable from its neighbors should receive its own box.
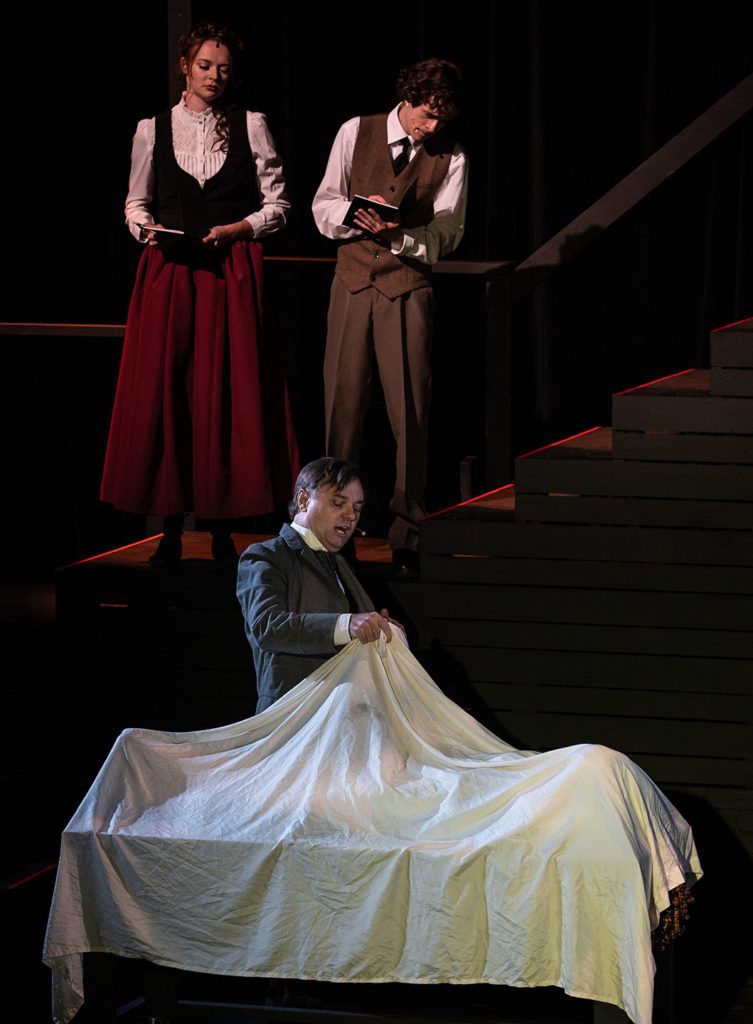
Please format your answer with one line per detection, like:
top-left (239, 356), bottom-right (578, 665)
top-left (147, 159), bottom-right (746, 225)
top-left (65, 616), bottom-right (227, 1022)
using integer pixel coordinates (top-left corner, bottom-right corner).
top-left (2, 0), bottom-right (751, 571)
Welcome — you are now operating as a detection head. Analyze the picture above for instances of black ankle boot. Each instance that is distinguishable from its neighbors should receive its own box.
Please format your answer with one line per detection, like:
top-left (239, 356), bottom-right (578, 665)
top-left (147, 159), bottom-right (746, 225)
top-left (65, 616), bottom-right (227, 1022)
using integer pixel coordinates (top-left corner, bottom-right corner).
top-left (211, 530), bottom-right (239, 565)
top-left (149, 514), bottom-right (183, 569)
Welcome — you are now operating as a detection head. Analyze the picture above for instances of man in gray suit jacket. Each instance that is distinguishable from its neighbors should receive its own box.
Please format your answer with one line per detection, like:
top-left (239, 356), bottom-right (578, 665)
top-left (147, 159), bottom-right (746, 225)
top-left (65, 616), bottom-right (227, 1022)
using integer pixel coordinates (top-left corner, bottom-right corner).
top-left (237, 458), bottom-right (395, 713)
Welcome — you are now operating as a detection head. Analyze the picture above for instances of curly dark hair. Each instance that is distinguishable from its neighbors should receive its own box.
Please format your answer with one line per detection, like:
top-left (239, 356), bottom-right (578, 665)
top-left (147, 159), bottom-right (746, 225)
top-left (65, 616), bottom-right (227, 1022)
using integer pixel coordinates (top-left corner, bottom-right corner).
top-left (288, 458), bottom-right (362, 519)
top-left (176, 22), bottom-right (244, 151)
top-left (396, 58), bottom-right (463, 120)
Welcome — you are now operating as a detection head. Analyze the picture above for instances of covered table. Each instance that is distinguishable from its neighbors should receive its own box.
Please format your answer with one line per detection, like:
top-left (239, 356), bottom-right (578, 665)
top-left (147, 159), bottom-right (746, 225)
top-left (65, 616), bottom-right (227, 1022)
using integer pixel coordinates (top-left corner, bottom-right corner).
top-left (44, 633), bottom-right (701, 1024)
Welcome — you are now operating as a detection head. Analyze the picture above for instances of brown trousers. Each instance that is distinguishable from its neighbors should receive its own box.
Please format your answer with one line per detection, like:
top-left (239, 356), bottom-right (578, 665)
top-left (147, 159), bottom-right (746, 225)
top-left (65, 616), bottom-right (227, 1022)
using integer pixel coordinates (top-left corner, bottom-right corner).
top-left (323, 276), bottom-right (434, 550)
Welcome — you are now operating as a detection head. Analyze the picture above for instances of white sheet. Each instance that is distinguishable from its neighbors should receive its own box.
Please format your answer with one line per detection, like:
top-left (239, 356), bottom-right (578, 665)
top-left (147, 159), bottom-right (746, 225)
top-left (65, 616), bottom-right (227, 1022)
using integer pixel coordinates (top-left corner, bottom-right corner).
top-left (44, 633), bottom-right (701, 1024)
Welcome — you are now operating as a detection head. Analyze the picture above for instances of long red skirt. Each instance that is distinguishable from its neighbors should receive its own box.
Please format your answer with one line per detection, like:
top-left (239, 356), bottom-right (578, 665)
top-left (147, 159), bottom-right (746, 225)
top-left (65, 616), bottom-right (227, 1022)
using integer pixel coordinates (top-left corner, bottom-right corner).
top-left (101, 242), bottom-right (299, 518)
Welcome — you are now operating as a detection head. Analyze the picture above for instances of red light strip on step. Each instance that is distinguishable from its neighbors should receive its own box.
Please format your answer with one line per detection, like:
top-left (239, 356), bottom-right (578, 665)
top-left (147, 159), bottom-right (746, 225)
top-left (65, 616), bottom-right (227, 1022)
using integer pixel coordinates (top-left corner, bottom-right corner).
top-left (57, 535), bottom-right (163, 570)
top-left (427, 482), bottom-right (515, 518)
top-left (711, 315), bottom-right (753, 332)
top-left (614, 369), bottom-right (695, 395)
top-left (2, 863), bottom-right (57, 890)
top-left (516, 425), bottom-right (603, 459)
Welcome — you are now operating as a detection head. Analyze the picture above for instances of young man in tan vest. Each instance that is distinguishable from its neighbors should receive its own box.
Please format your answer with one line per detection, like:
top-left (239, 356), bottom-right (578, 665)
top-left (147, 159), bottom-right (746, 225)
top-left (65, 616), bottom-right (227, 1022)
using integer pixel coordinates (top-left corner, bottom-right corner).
top-left (312, 59), bottom-right (467, 571)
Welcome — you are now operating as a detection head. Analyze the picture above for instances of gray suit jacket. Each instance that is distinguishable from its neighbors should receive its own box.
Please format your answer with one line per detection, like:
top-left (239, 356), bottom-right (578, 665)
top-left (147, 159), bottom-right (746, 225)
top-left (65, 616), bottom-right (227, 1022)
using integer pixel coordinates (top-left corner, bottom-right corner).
top-left (236, 524), bottom-right (374, 710)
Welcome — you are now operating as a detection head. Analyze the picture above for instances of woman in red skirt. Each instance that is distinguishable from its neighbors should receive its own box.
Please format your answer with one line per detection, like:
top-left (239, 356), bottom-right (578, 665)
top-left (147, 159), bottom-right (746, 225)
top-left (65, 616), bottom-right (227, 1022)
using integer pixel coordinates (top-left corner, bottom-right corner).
top-left (101, 22), bottom-right (299, 567)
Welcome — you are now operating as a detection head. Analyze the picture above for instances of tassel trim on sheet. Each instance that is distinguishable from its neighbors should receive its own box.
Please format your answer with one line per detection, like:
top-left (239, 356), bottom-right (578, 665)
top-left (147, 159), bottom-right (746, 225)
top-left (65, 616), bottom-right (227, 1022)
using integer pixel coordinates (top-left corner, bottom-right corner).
top-left (653, 883), bottom-right (694, 952)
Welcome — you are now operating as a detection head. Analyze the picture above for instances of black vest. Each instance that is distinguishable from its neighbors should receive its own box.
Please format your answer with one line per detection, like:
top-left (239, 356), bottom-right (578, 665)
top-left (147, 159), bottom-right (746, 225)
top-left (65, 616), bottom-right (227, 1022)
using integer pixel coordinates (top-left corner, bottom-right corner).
top-left (153, 108), bottom-right (260, 264)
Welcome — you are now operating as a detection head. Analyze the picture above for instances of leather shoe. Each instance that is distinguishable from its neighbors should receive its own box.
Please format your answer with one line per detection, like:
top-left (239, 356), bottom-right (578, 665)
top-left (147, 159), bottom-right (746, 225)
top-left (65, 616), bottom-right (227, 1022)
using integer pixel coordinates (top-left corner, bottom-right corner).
top-left (211, 532), bottom-right (239, 565)
top-left (148, 533), bottom-right (182, 569)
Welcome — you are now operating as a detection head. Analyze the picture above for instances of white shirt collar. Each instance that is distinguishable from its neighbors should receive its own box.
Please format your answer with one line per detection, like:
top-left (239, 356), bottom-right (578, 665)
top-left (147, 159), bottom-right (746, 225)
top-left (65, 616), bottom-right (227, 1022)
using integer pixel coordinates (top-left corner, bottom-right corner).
top-left (178, 94), bottom-right (216, 122)
top-left (290, 521), bottom-right (328, 552)
top-left (387, 103), bottom-right (413, 148)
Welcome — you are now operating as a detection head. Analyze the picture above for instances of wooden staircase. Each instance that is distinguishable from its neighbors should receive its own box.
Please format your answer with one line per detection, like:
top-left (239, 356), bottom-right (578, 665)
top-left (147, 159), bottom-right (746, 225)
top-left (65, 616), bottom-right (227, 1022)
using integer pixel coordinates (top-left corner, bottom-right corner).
top-left (390, 317), bottom-right (753, 1020)
top-left (395, 317), bottom-right (753, 829)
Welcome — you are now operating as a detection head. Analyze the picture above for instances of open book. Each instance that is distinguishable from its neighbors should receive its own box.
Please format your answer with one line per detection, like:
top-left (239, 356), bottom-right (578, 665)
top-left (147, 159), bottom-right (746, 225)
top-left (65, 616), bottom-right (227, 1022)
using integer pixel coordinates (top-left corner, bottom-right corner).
top-left (342, 194), bottom-right (400, 228)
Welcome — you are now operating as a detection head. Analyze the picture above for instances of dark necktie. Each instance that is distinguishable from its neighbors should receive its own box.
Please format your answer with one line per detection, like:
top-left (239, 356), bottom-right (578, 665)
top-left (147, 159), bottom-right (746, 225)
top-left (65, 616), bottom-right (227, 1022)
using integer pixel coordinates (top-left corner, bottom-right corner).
top-left (392, 137), bottom-right (411, 176)
top-left (315, 550), bottom-right (359, 612)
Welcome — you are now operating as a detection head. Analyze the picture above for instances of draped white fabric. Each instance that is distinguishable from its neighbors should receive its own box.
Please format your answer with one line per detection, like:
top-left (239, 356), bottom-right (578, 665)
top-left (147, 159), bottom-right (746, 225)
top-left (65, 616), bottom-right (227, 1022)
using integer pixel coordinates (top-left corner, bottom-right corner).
top-left (44, 633), bottom-right (701, 1024)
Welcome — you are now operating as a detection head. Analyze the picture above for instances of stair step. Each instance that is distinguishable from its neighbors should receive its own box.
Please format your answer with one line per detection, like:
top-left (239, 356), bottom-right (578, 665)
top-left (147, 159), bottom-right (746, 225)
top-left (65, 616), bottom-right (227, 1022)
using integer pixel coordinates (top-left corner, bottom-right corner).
top-left (515, 427), bottom-right (753, 501)
top-left (612, 368), bottom-right (753, 433)
top-left (422, 514), bottom-right (753, 563)
top-left (711, 367), bottom-right (753, 397)
top-left (514, 492), bottom-right (753, 528)
top-left (612, 430), bottom-right (753, 463)
top-left (420, 549), bottom-right (753, 591)
top-left (711, 316), bottom-right (753, 369)
top-left (616, 367), bottom-right (709, 396)
top-left (399, 579), bottom-right (753, 635)
top-left (712, 317), bottom-right (753, 399)
top-left (612, 364), bottom-right (753, 459)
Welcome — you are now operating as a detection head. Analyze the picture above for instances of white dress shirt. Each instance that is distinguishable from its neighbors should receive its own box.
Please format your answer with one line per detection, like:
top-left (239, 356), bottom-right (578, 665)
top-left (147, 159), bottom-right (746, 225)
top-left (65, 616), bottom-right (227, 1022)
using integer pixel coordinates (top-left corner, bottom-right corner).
top-left (125, 98), bottom-right (291, 241)
top-left (289, 522), bottom-right (352, 646)
top-left (312, 103), bottom-right (467, 266)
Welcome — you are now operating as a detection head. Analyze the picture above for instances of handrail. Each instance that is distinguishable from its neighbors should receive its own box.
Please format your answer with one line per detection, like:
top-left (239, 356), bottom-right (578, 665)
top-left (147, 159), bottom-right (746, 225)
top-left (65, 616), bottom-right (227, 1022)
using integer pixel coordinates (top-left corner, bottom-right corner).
top-left (0, 322), bottom-right (126, 337)
top-left (0, 260), bottom-right (514, 339)
top-left (513, 72), bottom-right (753, 299)
top-left (0, 259), bottom-right (515, 484)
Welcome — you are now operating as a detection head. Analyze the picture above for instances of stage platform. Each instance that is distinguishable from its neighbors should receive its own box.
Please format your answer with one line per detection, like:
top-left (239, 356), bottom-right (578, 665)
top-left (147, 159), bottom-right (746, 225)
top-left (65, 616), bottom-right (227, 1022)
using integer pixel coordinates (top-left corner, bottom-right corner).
top-left (56, 531), bottom-right (394, 733)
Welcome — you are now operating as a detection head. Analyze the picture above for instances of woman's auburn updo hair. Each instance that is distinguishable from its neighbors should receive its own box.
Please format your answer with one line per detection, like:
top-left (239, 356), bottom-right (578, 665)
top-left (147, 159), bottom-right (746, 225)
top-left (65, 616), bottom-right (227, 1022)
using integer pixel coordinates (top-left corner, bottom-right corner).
top-left (176, 22), bottom-right (244, 151)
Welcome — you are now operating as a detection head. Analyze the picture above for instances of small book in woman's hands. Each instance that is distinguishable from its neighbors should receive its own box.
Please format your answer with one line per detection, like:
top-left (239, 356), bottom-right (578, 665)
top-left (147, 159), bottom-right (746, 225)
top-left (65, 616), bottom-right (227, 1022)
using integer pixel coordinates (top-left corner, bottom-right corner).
top-left (342, 195), bottom-right (400, 228)
top-left (137, 223), bottom-right (185, 237)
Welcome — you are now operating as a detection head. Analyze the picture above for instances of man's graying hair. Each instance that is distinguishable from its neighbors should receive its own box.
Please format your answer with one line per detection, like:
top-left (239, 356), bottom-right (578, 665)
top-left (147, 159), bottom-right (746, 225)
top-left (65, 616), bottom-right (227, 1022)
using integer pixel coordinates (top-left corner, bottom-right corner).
top-left (289, 458), bottom-right (362, 518)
